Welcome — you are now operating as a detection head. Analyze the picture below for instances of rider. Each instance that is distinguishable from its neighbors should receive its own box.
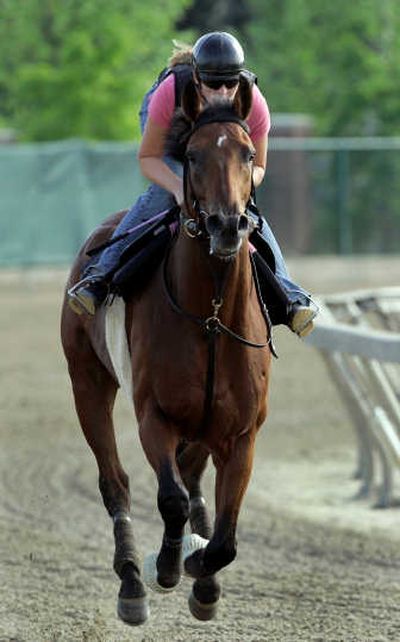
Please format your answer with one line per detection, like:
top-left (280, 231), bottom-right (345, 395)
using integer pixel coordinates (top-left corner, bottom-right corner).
top-left (68, 31), bottom-right (317, 337)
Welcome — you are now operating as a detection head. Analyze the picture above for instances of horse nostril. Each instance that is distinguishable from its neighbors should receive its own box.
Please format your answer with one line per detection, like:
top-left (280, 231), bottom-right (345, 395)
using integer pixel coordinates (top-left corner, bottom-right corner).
top-left (238, 214), bottom-right (249, 232)
top-left (206, 213), bottom-right (224, 235)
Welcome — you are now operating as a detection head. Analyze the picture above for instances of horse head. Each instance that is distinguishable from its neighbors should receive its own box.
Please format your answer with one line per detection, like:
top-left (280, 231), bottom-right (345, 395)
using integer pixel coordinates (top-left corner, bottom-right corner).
top-left (181, 76), bottom-right (256, 260)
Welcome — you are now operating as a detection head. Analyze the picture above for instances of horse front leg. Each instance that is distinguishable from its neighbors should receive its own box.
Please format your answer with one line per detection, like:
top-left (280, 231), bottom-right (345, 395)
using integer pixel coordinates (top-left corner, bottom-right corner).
top-left (176, 442), bottom-right (221, 618)
top-left (184, 430), bottom-right (256, 620)
top-left (139, 413), bottom-right (190, 592)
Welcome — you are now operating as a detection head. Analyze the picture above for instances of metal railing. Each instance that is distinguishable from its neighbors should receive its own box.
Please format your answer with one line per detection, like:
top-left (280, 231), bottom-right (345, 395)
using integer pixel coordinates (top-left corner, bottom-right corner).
top-left (306, 287), bottom-right (400, 507)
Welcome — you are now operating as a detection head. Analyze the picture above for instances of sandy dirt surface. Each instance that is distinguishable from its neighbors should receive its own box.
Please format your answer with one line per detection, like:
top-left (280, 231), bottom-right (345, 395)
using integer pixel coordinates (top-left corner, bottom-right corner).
top-left (1, 256), bottom-right (400, 642)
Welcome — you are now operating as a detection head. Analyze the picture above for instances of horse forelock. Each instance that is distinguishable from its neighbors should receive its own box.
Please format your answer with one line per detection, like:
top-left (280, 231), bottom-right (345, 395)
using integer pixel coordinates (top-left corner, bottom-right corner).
top-left (190, 100), bottom-right (249, 135)
top-left (165, 100), bottom-right (249, 161)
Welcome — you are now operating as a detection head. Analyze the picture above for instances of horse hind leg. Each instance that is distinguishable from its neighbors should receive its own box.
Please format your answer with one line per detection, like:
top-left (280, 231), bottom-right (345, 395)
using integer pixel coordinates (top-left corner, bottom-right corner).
top-left (176, 441), bottom-right (212, 538)
top-left (64, 332), bottom-right (148, 625)
top-left (176, 442), bottom-right (221, 620)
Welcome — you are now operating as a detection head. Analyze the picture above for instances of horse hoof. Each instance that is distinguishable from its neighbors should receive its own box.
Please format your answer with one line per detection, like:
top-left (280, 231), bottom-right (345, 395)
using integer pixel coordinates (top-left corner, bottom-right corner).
top-left (188, 591), bottom-right (218, 621)
top-left (143, 552), bottom-right (180, 593)
top-left (182, 533), bottom-right (209, 574)
top-left (117, 595), bottom-right (150, 625)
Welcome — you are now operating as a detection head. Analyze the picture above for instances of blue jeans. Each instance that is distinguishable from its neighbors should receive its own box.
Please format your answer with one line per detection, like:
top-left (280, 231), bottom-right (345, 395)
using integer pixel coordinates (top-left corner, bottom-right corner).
top-left (95, 79), bottom-right (309, 306)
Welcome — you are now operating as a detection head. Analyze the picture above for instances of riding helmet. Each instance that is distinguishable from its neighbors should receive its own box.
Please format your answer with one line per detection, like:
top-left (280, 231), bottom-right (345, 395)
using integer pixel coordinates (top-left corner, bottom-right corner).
top-left (192, 32), bottom-right (245, 81)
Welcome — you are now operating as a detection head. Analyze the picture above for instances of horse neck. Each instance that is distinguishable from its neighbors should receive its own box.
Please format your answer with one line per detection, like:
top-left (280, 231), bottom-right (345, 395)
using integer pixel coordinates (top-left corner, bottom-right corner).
top-left (170, 232), bottom-right (253, 324)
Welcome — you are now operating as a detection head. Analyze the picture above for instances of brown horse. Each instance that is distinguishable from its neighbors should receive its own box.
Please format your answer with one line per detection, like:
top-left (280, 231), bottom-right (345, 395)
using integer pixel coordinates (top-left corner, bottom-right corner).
top-left (61, 79), bottom-right (271, 625)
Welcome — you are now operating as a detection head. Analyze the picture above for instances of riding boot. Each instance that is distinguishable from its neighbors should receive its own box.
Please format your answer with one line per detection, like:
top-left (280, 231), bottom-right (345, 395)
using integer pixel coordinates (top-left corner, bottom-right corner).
top-left (67, 267), bottom-right (110, 316)
top-left (251, 250), bottom-right (317, 337)
top-left (288, 304), bottom-right (317, 338)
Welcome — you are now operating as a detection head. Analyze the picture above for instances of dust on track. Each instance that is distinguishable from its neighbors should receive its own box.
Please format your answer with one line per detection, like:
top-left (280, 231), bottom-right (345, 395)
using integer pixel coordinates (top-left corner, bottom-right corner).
top-left (1, 257), bottom-right (400, 642)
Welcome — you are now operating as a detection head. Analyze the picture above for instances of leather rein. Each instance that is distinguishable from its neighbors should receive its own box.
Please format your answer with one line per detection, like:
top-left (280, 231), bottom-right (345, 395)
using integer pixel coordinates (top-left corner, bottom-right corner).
top-left (162, 112), bottom-right (277, 434)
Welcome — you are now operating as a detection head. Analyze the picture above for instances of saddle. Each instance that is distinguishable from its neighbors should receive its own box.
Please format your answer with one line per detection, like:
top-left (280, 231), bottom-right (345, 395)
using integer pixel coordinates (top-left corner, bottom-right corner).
top-left (96, 207), bottom-right (290, 326)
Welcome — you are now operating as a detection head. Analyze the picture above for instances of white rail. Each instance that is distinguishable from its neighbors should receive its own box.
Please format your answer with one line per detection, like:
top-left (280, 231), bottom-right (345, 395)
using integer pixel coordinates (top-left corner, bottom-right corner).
top-left (305, 286), bottom-right (400, 507)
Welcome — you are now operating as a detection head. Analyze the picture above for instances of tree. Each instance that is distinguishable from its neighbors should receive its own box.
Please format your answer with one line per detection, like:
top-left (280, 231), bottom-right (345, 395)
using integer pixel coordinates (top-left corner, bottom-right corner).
top-left (177, 0), bottom-right (251, 33)
top-left (0, 0), bottom-right (191, 140)
top-left (246, 0), bottom-right (400, 135)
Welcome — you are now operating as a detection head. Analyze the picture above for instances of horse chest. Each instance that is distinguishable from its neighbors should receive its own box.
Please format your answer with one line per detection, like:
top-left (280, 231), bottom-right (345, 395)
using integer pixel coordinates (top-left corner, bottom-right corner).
top-left (152, 339), bottom-right (268, 433)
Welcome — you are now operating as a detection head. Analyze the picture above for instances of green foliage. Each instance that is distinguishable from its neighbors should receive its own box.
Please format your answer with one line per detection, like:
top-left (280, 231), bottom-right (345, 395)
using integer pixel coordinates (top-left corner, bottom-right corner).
top-left (0, 0), bottom-right (191, 140)
top-left (246, 0), bottom-right (400, 135)
top-left (177, 0), bottom-right (250, 32)
top-left (1, 0), bottom-right (400, 139)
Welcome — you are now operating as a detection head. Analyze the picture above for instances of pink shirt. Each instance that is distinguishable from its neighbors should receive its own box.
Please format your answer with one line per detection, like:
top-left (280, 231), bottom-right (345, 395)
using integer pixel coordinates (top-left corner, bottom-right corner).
top-left (148, 73), bottom-right (271, 142)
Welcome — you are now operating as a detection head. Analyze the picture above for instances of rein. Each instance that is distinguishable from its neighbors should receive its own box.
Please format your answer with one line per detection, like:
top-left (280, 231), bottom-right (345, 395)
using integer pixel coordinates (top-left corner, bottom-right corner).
top-left (162, 234), bottom-right (277, 437)
top-left (163, 243), bottom-right (272, 351)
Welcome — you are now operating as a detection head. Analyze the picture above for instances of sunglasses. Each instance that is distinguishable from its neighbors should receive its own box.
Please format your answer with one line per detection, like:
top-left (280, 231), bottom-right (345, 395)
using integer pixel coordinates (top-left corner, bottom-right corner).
top-left (202, 78), bottom-right (239, 90)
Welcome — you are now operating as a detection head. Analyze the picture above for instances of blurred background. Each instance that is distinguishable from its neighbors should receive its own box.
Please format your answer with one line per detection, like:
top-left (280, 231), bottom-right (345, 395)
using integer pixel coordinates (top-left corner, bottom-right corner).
top-left (0, 0), bottom-right (399, 265)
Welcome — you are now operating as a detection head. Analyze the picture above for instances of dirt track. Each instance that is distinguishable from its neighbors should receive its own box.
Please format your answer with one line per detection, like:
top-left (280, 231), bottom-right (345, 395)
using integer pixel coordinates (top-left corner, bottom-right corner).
top-left (1, 257), bottom-right (400, 642)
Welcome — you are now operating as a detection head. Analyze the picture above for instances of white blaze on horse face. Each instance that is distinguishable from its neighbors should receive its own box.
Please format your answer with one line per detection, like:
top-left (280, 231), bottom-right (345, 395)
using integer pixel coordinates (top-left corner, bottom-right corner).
top-left (216, 134), bottom-right (227, 148)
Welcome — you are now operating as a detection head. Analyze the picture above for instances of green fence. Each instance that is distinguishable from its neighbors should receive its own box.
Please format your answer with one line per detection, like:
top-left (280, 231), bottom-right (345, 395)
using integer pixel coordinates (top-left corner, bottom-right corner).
top-left (262, 137), bottom-right (400, 255)
top-left (0, 139), bottom-right (146, 266)
top-left (0, 137), bottom-right (399, 266)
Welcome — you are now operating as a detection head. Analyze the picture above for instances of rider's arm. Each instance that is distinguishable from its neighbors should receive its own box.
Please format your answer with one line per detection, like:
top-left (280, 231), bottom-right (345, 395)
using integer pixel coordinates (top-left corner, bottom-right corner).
top-left (248, 84), bottom-right (270, 188)
top-left (252, 134), bottom-right (268, 187)
top-left (138, 117), bottom-right (184, 205)
top-left (138, 73), bottom-right (184, 205)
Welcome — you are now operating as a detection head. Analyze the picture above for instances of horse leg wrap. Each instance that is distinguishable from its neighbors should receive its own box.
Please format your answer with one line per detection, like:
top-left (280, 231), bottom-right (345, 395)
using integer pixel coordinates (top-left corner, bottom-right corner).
top-left (184, 534), bottom-right (236, 579)
top-left (112, 513), bottom-right (149, 626)
top-left (144, 534), bottom-right (183, 593)
top-left (143, 533), bottom-right (208, 593)
top-left (113, 513), bottom-right (141, 578)
top-left (182, 533), bottom-right (209, 573)
top-left (188, 564), bottom-right (221, 622)
top-left (157, 535), bottom-right (184, 588)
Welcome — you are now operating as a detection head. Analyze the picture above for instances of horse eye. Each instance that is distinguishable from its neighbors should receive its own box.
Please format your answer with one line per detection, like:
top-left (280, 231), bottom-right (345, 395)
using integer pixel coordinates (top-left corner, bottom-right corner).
top-left (242, 148), bottom-right (255, 164)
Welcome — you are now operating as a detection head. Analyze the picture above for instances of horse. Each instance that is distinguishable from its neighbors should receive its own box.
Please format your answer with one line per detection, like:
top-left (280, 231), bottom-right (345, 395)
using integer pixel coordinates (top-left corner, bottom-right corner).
top-left (61, 77), bottom-right (272, 625)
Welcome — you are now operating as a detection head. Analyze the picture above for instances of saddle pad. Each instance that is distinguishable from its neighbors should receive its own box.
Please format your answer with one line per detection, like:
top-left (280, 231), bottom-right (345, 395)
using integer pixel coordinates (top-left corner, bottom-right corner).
top-left (105, 297), bottom-right (134, 410)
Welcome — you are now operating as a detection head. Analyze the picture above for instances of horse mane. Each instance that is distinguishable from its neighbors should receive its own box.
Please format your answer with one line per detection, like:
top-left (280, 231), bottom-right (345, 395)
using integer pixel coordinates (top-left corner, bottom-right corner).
top-left (168, 40), bottom-right (192, 67)
top-left (165, 98), bottom-right (247, 162)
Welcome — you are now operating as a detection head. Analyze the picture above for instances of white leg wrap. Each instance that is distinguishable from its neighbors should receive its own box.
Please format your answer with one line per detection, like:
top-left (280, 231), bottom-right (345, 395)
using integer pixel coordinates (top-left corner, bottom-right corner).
top-left (143, 534), bottom-right (209, 591)
top-left (182, 533), bottom-right (209, 575)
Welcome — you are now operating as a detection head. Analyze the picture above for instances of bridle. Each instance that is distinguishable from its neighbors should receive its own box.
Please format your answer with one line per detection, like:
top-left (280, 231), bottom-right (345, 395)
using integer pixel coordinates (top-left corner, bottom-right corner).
top-left (162, 110), bottom-right (277, 435)
top-left (180, 111), bottom-right (260, 240)
top-left (180, 158), bottom-right (256, 242)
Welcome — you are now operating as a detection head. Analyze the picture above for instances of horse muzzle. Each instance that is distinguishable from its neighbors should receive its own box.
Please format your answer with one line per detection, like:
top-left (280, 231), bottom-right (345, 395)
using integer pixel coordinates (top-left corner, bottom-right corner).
top-left (205, 212), bottom-right (251, 260)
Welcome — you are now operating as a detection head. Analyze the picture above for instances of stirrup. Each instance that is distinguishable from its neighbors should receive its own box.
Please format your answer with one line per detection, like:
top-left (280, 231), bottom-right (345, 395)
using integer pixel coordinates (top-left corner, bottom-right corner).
top-left (67, 290), bottom-right (98, 316)
top-left (289, 304), bottom-right (318, 338)
top-left (67, 273), bottom-right (107, 316)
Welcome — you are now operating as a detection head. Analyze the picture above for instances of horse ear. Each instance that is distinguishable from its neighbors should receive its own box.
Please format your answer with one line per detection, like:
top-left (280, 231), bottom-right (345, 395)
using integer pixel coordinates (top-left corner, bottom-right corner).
top-left (233, 75), bottom-right (253, 121)
top-left (181, 78), bottom-right (202, 123)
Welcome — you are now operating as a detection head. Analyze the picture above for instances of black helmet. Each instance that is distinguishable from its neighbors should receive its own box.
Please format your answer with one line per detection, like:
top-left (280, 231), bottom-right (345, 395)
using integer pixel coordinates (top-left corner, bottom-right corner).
top-left (192, 32), bottom-right (245, 82)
